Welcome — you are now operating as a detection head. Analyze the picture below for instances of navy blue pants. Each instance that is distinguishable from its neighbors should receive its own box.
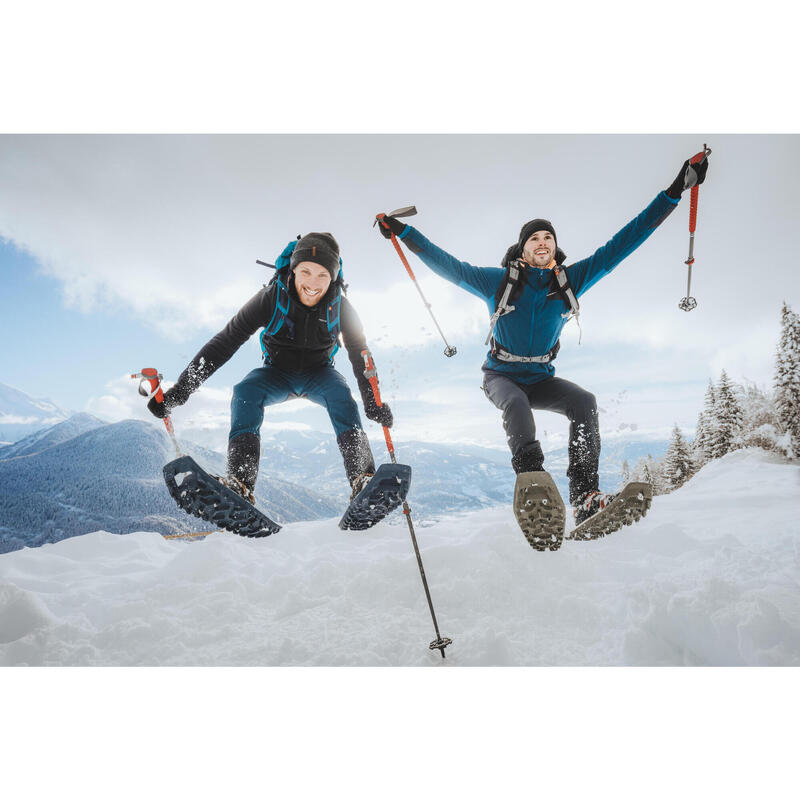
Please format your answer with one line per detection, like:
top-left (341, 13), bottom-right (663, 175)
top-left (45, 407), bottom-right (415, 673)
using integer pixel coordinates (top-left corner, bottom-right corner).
top-left (230, 365), bottom-right (364, 441)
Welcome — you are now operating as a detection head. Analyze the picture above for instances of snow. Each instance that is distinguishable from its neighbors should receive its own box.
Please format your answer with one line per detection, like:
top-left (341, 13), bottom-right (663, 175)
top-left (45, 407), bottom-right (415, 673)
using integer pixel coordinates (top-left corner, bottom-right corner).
top-left (1, 448), bottom-right (798, 666)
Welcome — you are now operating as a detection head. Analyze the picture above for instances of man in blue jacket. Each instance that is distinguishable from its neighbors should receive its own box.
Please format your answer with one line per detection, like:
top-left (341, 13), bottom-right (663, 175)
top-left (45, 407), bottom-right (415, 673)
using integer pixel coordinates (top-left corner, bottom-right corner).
top-left (377, 154), bottom-right (708, 535)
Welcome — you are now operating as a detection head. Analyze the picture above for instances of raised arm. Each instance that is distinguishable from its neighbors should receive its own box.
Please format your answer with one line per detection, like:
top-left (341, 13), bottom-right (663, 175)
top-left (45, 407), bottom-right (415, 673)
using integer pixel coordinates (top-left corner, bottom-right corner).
top-left (567, 153), bottom-right (710, 296)
top-left (566, 191), bottom-right (679, 296)
top-left (377, 215), bottom-right (502, 303)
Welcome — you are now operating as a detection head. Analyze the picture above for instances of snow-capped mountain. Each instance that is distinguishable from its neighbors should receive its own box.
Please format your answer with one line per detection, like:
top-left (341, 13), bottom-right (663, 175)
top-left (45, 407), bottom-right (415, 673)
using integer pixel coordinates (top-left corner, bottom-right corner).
top-left (0, 417), bottom-right (340, 554)
top-left (0, 412), bottom-right (105, 460)
top-left (0, 409), bottom-right (671, 555)
top-left (256, 428), bottom-right (670, 514)
top-left (1, 447), bottom-right (797, 666)
top-left (0, 382), bottom-right (69, 443)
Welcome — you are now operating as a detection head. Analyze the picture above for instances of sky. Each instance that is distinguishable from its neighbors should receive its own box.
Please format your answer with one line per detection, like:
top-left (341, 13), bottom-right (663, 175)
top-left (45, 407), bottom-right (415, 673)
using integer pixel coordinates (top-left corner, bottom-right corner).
top-left (2, 134), bottom-right (798, 453)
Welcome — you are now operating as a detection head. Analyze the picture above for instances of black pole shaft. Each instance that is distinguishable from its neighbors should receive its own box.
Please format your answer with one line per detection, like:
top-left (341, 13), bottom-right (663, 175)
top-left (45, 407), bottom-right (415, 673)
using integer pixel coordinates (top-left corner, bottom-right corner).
top-left (402, 501), bottom-right (447, 658)
top-left (384, 427), bottom-right (447, 658)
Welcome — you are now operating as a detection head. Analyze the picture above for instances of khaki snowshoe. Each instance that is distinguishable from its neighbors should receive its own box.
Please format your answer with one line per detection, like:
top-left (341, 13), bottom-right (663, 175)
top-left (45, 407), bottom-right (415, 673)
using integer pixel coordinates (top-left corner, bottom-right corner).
top-left (566, 481), bottom-right (652, 541)
top-left (513, 471), bottom-right (566, 552)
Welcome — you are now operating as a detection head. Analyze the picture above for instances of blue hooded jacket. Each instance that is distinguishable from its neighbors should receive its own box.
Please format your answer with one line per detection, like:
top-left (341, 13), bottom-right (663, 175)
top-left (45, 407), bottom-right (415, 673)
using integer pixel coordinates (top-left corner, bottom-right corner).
top-left (397, 191), bottom-right (679, 384)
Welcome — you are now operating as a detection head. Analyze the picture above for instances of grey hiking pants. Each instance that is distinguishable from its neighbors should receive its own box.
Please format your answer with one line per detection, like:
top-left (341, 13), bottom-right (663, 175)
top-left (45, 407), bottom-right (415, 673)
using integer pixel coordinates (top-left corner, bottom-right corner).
top-left (482, 369), bottom-right (600, 505)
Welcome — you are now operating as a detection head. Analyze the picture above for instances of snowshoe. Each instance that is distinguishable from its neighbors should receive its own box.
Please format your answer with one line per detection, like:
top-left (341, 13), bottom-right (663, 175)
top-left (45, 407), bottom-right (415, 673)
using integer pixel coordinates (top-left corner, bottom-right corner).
top-left (163, 455), bottom-right (281, 538)
top-left (566, 481), bottom-right (651, 541)
top-left (339, 462), bottom-right (412, 531)
top-left (513, 471), bottom-right (566, 552)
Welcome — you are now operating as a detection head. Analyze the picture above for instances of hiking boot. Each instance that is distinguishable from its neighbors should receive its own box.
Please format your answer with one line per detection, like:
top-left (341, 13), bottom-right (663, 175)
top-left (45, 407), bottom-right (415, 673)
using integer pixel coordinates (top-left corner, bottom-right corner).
top-left (574, 490), bottom-right (617, 526)
top-left (218, 474), bottom-right (256, 506)
top-left (350, 471), bottom-right (374, 500)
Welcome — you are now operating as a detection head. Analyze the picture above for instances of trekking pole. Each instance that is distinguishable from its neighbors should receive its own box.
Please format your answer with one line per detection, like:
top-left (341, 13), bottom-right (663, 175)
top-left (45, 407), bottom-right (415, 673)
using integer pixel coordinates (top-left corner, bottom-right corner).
top-left (679, 143), bottom-right (712, 312)
top-left (375, 207), bottom-right (458, 358)
top-left (361, 348), bottom-right (452, 659)
top-left (131, 368), bottom-right (182, 458)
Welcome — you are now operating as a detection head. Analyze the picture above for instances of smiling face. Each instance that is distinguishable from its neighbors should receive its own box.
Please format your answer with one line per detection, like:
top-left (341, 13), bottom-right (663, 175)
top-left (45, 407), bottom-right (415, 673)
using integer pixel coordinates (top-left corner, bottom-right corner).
top-left (293, 261), bottom-right (333, 307)
top-left (522, 230), bottom-right (557, 269)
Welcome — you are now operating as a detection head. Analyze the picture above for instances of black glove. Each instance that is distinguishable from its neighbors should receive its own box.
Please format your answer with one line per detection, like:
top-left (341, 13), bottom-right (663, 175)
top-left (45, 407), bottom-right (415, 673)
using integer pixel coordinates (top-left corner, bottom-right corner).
top-left (666, 156), bottom-right (709, 199)
top-left (376, 214), bottom-right (407, 240)
top-left (147, 385), bottom-right (188, 419)
top-left (362, 392), bottom-right (393, 428)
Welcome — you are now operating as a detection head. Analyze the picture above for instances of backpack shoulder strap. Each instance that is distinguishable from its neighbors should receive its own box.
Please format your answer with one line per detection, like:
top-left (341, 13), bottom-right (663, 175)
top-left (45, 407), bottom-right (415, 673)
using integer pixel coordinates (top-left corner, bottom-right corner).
top-left (550, 266), bottom-right (580, 320)
top-left (485, 260), bottom-right (526, 346)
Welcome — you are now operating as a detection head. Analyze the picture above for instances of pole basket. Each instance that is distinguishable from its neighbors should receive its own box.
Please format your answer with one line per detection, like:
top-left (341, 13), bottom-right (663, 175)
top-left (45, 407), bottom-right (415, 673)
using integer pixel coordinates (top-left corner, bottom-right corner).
top-left (430, 637), bottom-right (453, 657)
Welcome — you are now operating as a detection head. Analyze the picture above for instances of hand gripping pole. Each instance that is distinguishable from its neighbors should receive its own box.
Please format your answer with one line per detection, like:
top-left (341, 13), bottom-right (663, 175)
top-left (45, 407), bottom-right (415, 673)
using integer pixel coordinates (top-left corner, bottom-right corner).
top-left (375, 207), bottom-right (457, 358)
top-left (131, 368), bottom-right (182, 458)
top-left (361, 349), bottom-right (452, 658)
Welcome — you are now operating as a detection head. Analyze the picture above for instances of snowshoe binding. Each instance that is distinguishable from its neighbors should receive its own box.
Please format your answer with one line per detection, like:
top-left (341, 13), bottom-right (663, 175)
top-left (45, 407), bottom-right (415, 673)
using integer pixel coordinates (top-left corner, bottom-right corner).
top-left (163, 455), bottom-right (281, 538)
top-left (567, 481), bottom-right (652, 541)
top-left (513, 471), bottom-right (566, 552)
top-left (339, 462), bottom-right (412, 531)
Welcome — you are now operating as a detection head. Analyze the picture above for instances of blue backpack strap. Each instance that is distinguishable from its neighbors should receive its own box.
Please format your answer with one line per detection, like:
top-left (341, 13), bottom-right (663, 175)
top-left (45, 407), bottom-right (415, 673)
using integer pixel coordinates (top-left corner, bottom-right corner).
top-left (261, 239), bottom-right (298, 361)
top-left (326, 257), bottom-right (344, 363)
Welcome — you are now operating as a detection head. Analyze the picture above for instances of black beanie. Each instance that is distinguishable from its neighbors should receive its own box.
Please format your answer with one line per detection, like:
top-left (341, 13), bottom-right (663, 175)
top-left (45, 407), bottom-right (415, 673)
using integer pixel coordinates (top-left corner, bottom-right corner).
top-left (519, 218), bottom-right (558, 249)
top-left (502, 218), bottom-right (566, 268)
top-left (290, 232), bottom-right (341, 279)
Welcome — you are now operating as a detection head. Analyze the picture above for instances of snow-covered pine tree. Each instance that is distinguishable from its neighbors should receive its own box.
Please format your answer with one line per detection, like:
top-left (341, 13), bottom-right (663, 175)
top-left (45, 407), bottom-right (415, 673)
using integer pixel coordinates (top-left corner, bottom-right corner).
top-left (738, 379), bottom-right (780, 451)
top-left (774, 301), bottom-right (800, 459)
top-left (632, 453), bottom-right (667, 495)
top-left (711, 370), bottom-right (744, 458)
top-left (621, 459), bottom-right (630, 484)
top-left (663, 423), bottom-right (694, 491)
top-left (693, 379), bottom-right (718, 465)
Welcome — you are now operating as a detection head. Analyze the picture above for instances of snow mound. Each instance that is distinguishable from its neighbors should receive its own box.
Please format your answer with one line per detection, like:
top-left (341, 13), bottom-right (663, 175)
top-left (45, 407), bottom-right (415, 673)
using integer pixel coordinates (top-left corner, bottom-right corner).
top-left (1, 448), bottom-right (798, 666)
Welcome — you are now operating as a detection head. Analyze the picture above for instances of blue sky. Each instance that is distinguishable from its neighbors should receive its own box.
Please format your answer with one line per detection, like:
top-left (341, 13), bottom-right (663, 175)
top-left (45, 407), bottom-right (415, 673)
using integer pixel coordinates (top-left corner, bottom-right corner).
top-left (2, 134), bottom-right (798, 454)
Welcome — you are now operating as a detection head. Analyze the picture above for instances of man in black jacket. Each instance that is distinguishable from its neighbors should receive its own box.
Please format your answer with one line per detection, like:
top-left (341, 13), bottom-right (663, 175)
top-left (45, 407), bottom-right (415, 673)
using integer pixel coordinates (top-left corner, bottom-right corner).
top-left (148, 232), bottom-right (392, 503)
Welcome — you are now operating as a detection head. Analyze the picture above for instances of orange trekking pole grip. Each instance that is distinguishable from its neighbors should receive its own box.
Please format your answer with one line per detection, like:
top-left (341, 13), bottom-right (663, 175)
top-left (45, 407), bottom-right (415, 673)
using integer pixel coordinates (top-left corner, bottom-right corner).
top-left (131, 367), bottom-right (182, 457)
top-left (361, 349), bottom-right (396, 461)
top-left (375, 208), bottom-right (457, 358)
top-left (679, 143), bottom-right (712, 312)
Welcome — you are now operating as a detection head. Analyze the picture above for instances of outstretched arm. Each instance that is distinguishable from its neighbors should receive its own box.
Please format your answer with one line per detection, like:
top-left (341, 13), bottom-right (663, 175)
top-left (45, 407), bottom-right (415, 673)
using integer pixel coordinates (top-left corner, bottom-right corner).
top-left (567, 153), bottom-right (710, 297)
top-left (566, 191), bottom-right (679, 297)
top-left (378, 215), bottom-right (502, 303)
top-left (149, 289), bottom-right (271, 417)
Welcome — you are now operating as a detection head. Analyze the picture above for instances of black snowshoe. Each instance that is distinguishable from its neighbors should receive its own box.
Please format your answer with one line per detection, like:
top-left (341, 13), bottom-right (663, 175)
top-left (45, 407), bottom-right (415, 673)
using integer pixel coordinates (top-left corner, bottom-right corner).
top-left (163, 455), bottom-right (281, 538)
top-left (339, 462), bottom-right (412, 531)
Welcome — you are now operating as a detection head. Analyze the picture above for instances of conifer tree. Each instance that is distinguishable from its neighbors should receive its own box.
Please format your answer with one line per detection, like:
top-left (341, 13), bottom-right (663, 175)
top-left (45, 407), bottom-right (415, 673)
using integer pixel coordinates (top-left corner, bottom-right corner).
top-left (663, 424), bottom-right (694, 491)
top-left (774, 302), bottom-right (800, 458)
top-left (712, 370), bottom-right (744, 458)
top-left (693, 379), bottom-right (717, 465)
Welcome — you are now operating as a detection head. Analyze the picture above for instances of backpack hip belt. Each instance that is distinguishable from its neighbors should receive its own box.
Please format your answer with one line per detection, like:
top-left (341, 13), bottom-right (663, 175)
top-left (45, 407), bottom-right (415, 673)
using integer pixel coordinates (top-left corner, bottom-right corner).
top-left (492, 339), bottom-right (561, 364)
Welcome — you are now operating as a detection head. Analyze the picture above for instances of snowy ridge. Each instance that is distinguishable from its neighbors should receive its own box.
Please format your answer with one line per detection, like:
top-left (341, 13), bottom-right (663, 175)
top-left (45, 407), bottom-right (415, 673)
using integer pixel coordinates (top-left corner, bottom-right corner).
top-left (0, 412), bottom-right (105, 460)
top-left (1, 448), bottom-right (797, 666)
top-left (0, 382), bottom-right (69, 442)
top-left (0, 418), bottom-right (340, 553)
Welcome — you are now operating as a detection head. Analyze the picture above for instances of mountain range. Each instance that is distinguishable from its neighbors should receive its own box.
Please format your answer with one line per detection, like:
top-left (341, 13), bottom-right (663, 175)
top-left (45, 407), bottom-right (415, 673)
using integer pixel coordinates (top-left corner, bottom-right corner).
top-left (0, 385), bottom-right (670, 554)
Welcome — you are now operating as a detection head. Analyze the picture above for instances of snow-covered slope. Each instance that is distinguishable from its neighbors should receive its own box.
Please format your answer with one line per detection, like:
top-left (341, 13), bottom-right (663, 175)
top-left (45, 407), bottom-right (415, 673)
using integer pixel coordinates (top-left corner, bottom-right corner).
top-left (1, 448), bottom-right (798, 666)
